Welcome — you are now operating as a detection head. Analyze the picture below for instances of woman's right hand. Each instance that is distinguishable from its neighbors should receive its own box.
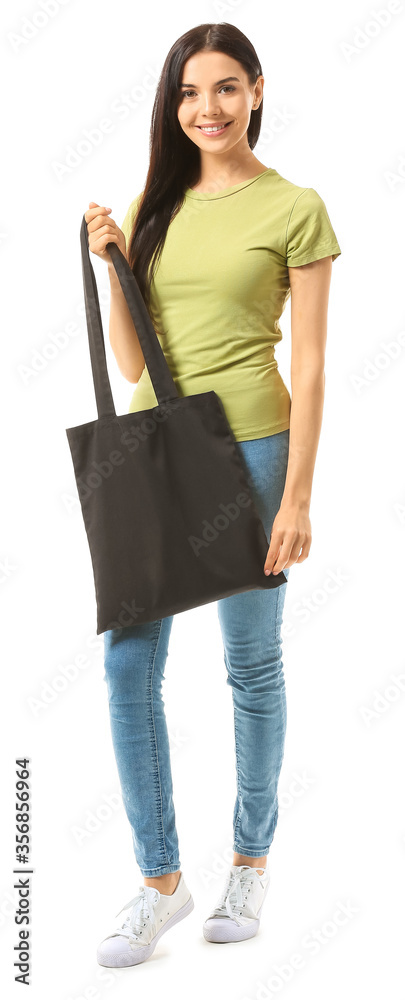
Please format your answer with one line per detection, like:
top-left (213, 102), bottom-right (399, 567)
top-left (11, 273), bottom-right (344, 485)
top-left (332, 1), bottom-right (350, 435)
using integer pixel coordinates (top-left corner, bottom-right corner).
top-left (84, 201), bottom-right (127, 263)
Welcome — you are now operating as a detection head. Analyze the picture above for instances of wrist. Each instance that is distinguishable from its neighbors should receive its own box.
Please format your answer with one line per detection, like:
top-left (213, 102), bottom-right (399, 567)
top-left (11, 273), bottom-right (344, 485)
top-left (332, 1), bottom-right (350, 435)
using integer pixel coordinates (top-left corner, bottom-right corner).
top-left (107, 262), bottom-right (122, 289)
top-left (280, 492), bottom-right (311, 512)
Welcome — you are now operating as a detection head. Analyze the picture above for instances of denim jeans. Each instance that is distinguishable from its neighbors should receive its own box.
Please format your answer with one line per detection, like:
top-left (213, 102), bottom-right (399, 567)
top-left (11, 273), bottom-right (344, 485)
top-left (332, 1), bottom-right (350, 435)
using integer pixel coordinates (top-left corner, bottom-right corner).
top-left (103, 428), bottom-right (290, 876)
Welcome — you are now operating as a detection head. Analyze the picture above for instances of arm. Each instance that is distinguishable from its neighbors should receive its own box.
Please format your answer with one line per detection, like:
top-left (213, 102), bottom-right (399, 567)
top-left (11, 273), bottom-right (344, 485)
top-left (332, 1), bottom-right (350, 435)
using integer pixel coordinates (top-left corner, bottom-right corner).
top-left (264, 255), bottom-right (333, 576)
top-left (108, 258), bottom-right (146, 383)
top-left (85, 201), bottom-right (146, 384)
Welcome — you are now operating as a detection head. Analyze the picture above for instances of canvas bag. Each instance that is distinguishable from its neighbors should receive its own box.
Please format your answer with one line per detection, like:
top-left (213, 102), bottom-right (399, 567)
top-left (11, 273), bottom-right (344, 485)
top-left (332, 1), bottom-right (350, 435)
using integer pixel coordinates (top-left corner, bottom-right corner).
top-left (65, 215), bottom-right (287, 635)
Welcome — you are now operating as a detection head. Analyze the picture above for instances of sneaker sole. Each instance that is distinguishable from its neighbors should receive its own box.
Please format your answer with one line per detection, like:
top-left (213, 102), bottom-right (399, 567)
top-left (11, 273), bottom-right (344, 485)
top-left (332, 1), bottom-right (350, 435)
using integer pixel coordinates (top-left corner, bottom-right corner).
top-left (97, 892), bottom-right (195, 968)
top-left (203, 879), bottom-right (270, 943)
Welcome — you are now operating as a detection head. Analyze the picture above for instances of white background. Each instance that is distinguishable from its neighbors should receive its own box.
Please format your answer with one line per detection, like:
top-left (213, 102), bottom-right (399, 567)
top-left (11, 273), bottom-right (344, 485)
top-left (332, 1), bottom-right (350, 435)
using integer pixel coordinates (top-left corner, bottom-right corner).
top-left (2, 0), bottom-right (405, 997)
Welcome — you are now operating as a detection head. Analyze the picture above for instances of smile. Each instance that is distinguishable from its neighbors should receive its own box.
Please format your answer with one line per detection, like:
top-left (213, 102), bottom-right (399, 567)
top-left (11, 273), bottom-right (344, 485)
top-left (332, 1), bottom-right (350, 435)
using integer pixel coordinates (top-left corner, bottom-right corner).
top-left (195, 122), bottom-right (233, 135)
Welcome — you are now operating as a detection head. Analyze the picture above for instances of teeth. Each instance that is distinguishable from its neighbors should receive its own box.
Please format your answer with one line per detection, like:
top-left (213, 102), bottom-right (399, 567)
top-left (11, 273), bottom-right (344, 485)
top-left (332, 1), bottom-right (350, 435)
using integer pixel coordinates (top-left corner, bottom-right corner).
top-left (199, 124), bottom-right (229, 132)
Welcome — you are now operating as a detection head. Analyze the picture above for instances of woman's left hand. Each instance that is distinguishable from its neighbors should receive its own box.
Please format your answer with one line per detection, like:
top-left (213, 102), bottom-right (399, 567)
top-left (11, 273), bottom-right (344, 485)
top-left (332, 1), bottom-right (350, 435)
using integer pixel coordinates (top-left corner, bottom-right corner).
top-left (264, 502), bottom-right (312, 576)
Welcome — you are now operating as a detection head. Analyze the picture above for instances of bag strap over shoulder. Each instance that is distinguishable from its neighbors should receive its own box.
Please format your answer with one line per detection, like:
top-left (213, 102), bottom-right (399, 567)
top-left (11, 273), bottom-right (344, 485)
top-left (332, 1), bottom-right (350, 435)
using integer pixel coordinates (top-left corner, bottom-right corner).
top-left (80, 214), bottom-right (179, 418)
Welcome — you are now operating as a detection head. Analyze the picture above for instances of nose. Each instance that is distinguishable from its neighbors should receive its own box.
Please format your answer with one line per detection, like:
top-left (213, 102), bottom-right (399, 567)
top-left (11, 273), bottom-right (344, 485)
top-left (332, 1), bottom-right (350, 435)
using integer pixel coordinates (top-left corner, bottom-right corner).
top-left (200, 92), bottom-right (223, 115)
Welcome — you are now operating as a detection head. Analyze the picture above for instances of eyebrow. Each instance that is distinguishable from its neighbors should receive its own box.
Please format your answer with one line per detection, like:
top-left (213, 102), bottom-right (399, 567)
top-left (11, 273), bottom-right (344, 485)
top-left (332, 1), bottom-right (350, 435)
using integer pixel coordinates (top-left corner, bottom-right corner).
top-left (179, 76), bottom-right (240, 88)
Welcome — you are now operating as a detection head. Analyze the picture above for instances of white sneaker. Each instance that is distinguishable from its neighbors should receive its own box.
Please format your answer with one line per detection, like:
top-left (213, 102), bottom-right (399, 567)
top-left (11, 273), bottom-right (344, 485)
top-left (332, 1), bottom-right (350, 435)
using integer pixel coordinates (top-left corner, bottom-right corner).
top-left (203, 864), bottom-right (270, 943)
top-left (97, 872), bottom-right (194, 967)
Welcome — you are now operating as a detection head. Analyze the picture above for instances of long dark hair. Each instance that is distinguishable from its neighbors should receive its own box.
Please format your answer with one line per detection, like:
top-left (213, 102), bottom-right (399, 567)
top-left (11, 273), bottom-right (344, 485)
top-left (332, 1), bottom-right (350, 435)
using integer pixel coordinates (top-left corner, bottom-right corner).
top-left (126, 22), bottom-right (264, 319)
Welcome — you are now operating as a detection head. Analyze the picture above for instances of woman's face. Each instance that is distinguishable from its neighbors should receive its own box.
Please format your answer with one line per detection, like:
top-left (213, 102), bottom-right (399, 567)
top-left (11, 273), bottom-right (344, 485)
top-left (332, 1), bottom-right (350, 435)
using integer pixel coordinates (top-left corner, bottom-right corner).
top-left (177, 49), bottom-right (263, 154)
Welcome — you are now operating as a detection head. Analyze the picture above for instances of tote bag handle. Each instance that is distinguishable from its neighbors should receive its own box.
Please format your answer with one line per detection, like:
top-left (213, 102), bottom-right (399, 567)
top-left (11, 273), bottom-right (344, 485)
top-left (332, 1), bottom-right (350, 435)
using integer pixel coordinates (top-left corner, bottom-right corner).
top-left (80, 214), bottom-right (179, 419)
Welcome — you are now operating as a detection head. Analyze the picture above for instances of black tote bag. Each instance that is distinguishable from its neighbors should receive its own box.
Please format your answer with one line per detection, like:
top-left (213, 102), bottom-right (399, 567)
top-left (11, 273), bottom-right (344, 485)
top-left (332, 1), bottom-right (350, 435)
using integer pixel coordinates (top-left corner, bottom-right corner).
top-left (65, 214), bottom-right (287, 635)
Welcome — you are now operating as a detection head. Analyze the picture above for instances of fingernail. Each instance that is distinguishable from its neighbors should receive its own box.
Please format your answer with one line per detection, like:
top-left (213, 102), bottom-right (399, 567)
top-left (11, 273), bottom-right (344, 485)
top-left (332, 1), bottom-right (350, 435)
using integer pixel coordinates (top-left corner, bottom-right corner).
top-left (264, 569), bottom-right (270, 576)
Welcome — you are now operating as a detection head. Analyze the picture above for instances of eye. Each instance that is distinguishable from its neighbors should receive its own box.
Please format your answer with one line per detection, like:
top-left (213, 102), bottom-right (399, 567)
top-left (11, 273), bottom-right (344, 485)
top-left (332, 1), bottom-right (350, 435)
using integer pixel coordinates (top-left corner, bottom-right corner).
top-left (181, 85), bottom-right (235, 99)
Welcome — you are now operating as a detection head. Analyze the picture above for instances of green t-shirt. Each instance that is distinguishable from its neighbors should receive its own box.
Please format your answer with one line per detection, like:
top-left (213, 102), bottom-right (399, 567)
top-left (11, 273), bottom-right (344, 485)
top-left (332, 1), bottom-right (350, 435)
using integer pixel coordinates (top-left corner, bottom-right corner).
top-left (120, 166), bottom-right (341, 442)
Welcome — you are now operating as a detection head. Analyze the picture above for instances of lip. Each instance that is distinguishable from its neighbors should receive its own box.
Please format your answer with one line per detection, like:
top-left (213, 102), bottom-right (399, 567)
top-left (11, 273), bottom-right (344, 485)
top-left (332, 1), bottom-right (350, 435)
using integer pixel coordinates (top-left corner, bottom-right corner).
top-left (195, 121), bottom-right (232, 136)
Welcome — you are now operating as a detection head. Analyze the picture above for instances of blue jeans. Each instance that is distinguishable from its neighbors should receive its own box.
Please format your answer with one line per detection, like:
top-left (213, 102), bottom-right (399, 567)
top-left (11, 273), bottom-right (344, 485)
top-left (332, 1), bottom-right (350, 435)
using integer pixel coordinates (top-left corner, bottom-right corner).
top-left (103, 428), bottom-right (290, 876)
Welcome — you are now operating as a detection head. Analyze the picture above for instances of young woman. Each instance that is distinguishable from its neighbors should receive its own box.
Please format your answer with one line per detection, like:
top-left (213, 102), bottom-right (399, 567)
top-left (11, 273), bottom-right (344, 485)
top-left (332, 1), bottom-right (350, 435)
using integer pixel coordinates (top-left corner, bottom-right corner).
top-left (85, 22), bottom-right (341, 969)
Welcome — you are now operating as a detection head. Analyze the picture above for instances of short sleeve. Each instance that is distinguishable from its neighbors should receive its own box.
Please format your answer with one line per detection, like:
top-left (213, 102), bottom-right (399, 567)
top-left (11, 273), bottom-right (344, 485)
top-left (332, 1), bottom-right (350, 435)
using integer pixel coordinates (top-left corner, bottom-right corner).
top-left (286, 187), bottom-right (341, 266)
top-left (120, 191), bottom-right (143, 247)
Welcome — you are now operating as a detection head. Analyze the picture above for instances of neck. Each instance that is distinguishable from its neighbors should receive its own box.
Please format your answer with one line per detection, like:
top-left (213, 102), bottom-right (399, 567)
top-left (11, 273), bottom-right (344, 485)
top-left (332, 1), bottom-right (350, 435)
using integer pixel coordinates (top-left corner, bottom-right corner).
top-left (192, 153), bottom-right (267, 193)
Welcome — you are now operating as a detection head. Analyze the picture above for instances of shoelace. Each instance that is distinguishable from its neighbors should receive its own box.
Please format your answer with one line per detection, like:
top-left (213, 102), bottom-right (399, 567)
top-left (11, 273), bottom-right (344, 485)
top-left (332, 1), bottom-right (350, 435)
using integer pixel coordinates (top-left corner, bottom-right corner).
top-left (211, 867), bottom-right (263, 927)
top-left (113, 886), bottom-right (160, 941)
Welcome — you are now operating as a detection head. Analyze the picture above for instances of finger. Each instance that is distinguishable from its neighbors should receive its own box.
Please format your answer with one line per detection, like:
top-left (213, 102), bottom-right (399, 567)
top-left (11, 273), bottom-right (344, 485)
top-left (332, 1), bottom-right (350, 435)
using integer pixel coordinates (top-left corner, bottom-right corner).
top-left (275, 535), bottom-right (311, 571)
top-left (271, 554), bottom-right (289, 575)
top-left (87, 224), bottom-right (119, 257)
top-left (86, 213), bottom-right (114, 235)
top-left (89, 232), bottom-right (121, 255)
top-left (264, 540), bottom-right (283, 575)
top-left (296, 537), bottom-right (311, 563)
top-left (87, 202), bottom-right (112, 213)
top-left (88, 222), bottom-right (116, 243)
top-left (286, 536), bottom-right (305, 563)
top-left (84, 202), bottom-right (100, 222)
top-left (84, 203), bottom-right (112, 225)
top-left (270, 539), bottom-right (295, 575)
